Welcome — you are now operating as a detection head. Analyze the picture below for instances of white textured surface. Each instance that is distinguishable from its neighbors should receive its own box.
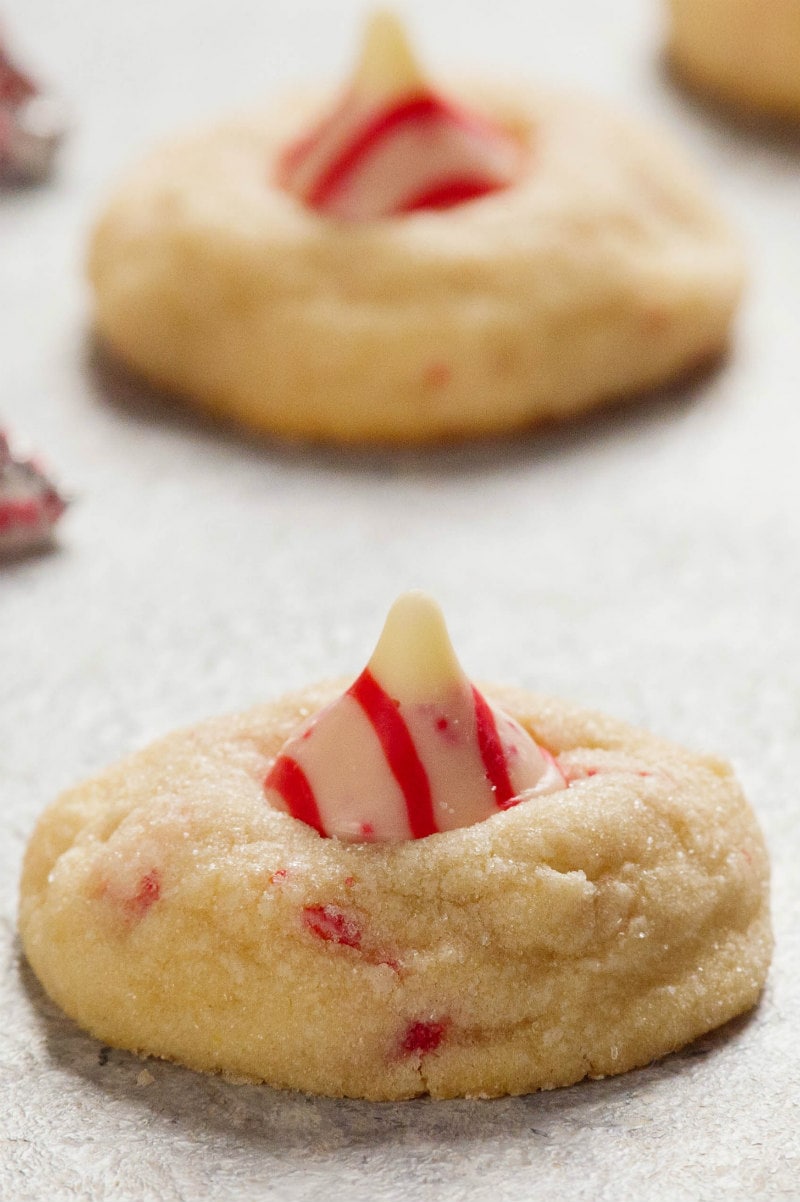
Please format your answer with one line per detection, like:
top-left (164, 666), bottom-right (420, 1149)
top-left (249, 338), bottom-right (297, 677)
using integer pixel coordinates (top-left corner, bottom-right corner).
top-left (2, 1), bottom-right (799, 1198)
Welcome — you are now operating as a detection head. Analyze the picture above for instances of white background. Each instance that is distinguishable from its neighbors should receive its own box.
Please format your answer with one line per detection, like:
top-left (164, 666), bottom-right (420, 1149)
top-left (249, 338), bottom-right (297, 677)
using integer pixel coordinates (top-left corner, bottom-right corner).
top-left (1, 2), bottom-right (799, 1198)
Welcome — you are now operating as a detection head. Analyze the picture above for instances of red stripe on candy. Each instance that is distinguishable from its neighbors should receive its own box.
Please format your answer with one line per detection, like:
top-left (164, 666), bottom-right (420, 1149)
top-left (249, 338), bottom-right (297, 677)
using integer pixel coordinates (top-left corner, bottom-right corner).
top-left (348, 669), bottom-right (438, 839)
top-left (265, 755), bottom-right (326, 836)
top-left (310, 93), bottom-right (465, 207)
top-left (396, 176), bottom-right (499, 214)
top-left (472, 686), bottom-right (516, 808)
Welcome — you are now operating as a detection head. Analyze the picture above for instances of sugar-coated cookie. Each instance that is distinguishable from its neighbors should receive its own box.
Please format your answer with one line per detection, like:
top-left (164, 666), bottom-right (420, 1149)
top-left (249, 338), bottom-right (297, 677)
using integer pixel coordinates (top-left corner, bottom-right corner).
top-left (668, 0), bottom-right (800, 121)
top-left (20, 594), bottom-right (771, 1100)
top-left (88, 13), bottom-right (744, 445)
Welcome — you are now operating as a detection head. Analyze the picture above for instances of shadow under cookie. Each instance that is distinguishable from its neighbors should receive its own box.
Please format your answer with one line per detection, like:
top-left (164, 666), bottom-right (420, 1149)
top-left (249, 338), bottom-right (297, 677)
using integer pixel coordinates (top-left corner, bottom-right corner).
top-left (84, 327), bottom-right (731, 483)
top-left (16, 944), bottom-right (766, 1145)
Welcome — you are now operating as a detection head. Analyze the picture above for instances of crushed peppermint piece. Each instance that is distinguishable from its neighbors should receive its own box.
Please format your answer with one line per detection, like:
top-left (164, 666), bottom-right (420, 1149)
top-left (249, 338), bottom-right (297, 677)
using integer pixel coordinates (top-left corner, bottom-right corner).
top-left (302, 903), bottom-right (362, 949)
top-left (0, 431), bottom-right (67, 556)
top-left (399, 1018), bottom-right (448, 1057)
top-left (0, 35), bottom-right (66, 182)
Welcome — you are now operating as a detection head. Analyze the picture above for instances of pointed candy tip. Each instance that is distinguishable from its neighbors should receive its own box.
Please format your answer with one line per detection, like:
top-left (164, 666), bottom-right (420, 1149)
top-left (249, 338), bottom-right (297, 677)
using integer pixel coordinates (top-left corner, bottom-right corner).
top-left (368, 591), bottom-right (465, 701)
top-left (378, 589), bottom-right (449, 647)
top-left (353, 8), bottom-right (427, 100)
top-left (384, 588), bottom-right (444, 623)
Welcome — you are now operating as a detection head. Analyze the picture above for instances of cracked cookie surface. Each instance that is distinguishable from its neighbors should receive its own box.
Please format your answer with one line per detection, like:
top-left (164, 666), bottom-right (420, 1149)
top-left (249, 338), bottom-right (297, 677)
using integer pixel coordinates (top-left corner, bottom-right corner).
top-left (19, 683), bottom-right (771, 1099)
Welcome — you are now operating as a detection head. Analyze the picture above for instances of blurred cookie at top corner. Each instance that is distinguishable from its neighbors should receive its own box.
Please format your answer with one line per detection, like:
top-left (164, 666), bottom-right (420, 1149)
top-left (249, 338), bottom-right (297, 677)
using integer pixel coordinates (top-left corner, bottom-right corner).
top-left (667, 0), bottom-right (800, 123)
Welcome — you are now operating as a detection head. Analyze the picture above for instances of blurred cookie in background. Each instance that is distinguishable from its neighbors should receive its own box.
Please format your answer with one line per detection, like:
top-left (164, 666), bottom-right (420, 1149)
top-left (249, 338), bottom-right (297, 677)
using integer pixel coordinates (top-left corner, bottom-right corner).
top-left (668, 0), bottom-right (800, 122)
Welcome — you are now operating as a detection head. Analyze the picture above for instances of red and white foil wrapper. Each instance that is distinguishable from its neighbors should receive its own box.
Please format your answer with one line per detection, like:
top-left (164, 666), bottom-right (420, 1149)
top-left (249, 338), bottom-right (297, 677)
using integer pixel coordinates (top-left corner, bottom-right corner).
top-left (0, 37), bottom-right (65, 181)
top-left (265, 593), bottom-right (566, 842)
top-left (278, 12), bottom-right (521, 221)
top-left (0, 431), bottom-right (67, 554)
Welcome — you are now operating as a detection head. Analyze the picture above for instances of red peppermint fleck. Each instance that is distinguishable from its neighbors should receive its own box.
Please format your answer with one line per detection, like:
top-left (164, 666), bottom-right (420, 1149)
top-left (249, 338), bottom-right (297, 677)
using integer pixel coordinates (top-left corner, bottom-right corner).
top-left (302, 902), bottom-right (401, 970)
top-left (558, 761), bottom-right (600, 785)
top-left (399, 1019), bottom-right (448, 1057)
top-left (270, 868), bottom-right (288, 885)
top-left (303, 904), bottom-right (362, 949)
top-left (424, 362), bottom-right (452, 390)
top-left (344, 876), bottom-right (355, 889)
top-left (432, 712), bottom-right (462, 747)
top-left (125, 869), bottom-right (161, 919)
top-left (559, 761), bottom-right (652, 786)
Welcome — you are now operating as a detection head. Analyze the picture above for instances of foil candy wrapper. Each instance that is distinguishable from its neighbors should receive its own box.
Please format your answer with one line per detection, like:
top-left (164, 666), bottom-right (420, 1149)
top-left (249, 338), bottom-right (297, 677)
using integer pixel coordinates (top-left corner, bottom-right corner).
top-left (0, 38), bottom-right (65, 182)
top-left (0, 431), bottom-right (67, 555)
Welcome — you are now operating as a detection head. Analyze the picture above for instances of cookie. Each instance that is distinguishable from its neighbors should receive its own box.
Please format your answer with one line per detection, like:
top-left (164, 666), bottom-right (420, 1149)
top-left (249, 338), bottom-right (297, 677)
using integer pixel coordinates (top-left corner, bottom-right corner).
top-left (88, 13), bottom-right (744, 445)
top-left (19, 594), bottom-right (771, 1100)
top-left (668, 0), bottom-right (800, 121)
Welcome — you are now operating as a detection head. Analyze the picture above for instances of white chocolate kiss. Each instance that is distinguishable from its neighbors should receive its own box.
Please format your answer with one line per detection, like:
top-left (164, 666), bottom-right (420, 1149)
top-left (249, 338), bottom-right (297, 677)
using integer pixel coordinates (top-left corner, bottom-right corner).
top-left (278, 11), bottom-right (522, 221)
top-left (265, 593), bottom-right (565, 841)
